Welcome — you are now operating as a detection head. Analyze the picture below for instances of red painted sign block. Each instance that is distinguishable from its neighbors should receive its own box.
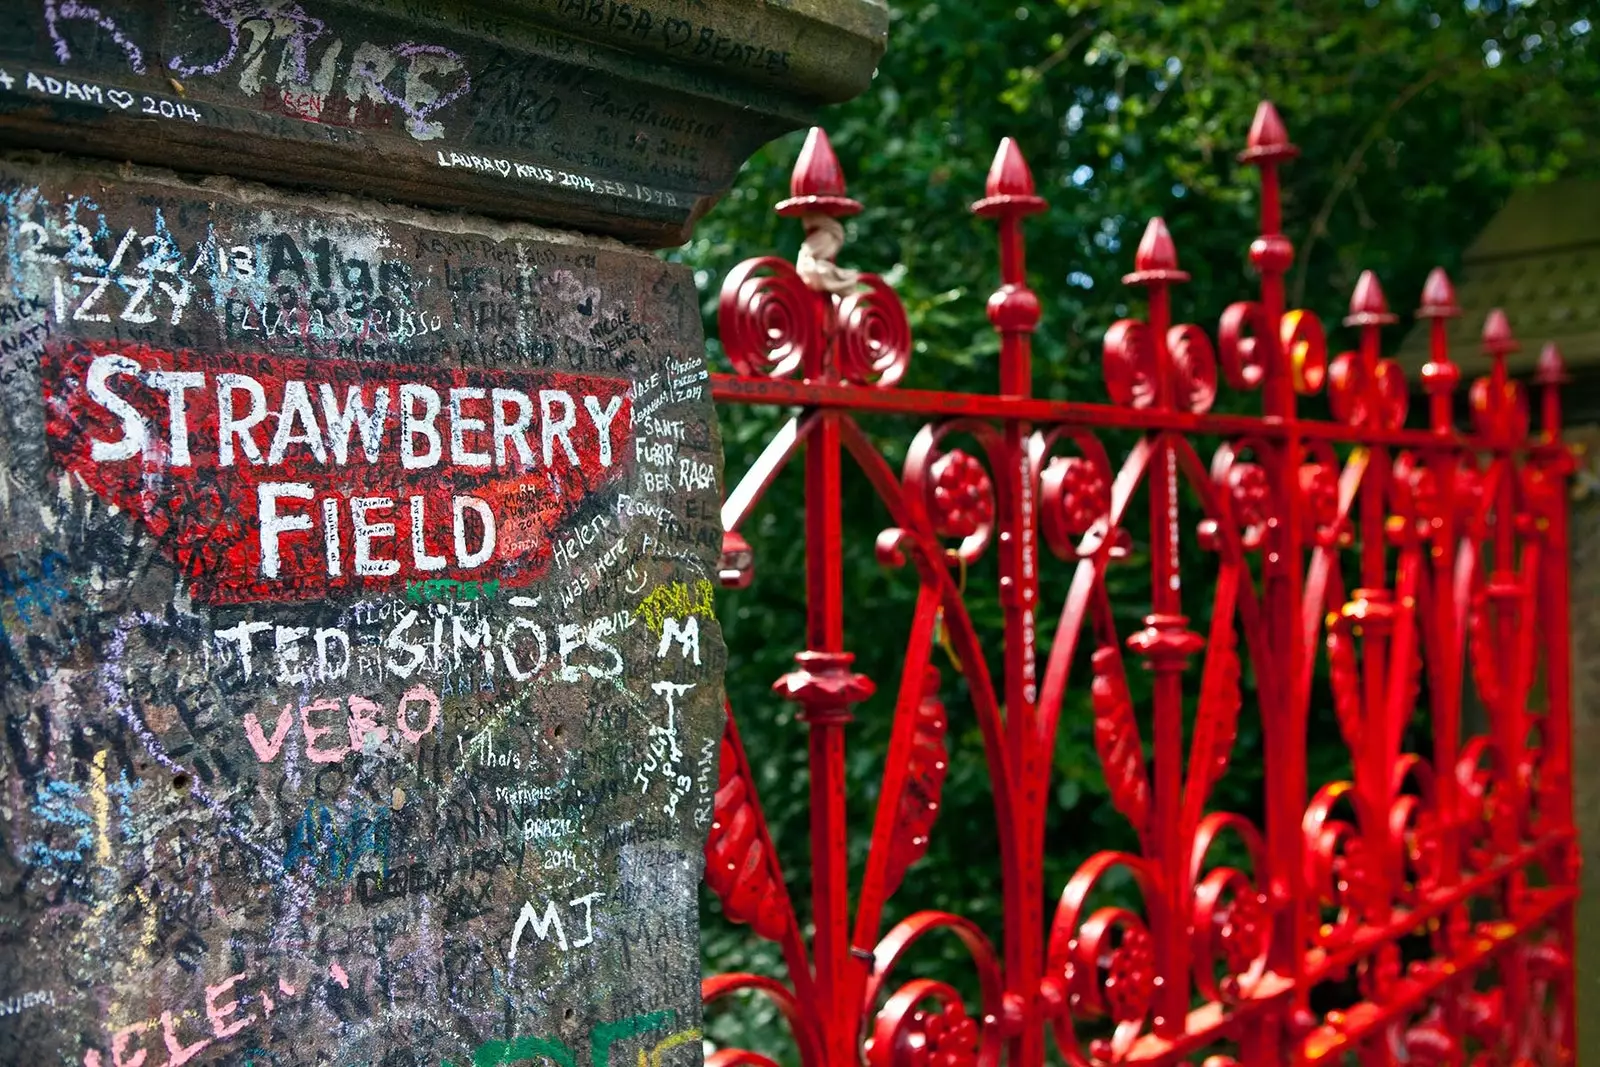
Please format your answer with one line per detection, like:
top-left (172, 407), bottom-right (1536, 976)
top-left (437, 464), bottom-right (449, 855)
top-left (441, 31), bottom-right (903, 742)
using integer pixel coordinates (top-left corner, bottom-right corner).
top-left (42, 342), bottom-right (633, 604)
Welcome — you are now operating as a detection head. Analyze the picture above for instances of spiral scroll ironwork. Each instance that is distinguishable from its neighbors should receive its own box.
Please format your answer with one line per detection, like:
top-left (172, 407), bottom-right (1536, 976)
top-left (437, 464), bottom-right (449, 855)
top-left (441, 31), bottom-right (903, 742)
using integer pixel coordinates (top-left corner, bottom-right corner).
top-left (719, 257), bottom-right (822, 380)
top-left (704, 105), bottom-right (1574, 1067)
top-left (838, 274), bottom-right (913, 388)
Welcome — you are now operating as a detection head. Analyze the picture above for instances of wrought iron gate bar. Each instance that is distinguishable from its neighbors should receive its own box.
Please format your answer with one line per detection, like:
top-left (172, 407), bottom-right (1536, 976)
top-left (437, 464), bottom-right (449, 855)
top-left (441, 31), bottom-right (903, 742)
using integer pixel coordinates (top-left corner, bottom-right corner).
top-left (699, 102), bottom-right (1576, 1067)
top-left (709, 376), bottom-right (1546, 451)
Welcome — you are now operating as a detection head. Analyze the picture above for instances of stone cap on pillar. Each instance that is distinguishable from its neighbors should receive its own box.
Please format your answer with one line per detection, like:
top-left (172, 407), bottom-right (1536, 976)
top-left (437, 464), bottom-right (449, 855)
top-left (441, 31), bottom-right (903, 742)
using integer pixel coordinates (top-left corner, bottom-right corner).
top-left (0, 0), bottom-right (889, 247)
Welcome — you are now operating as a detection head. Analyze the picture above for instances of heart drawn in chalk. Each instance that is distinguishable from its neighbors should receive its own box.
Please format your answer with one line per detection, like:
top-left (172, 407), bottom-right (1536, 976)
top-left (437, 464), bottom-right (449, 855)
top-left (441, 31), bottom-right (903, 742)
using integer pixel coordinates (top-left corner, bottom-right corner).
top-left (661, 18), bottom-right (692, 48)
top-left (107, 89), bottom-right (136, 110)
top-left (495, 159), bottom-right (511, 176)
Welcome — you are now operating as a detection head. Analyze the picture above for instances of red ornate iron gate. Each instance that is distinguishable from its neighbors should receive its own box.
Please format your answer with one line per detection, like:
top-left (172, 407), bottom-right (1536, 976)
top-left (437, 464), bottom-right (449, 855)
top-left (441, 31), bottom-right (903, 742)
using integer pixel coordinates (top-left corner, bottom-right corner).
top-left (697, 102), bottom-right (1577, 1067)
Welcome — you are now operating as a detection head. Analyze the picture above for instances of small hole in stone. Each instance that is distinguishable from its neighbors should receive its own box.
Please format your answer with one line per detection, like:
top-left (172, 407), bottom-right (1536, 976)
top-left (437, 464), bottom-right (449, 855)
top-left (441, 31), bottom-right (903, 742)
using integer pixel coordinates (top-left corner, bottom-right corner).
top-left (171, 773), bottom-right (192, 792)
top-left (565, 1008), bottom-right (576, 1021)
top-left (553, 725), bottom-right (565, 739)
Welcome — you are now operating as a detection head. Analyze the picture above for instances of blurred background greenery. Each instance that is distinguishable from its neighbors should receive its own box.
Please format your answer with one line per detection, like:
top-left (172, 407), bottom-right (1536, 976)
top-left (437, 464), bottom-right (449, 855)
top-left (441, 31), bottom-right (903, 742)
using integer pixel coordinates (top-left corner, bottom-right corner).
top-left (668, 0), bottom-right (1599, 1058)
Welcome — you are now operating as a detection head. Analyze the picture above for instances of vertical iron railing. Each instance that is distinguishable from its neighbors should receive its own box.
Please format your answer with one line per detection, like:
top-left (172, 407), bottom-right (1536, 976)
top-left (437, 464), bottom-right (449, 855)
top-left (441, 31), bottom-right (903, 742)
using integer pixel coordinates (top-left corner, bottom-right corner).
top-left (700, 103), bottom-right (1576, 1067)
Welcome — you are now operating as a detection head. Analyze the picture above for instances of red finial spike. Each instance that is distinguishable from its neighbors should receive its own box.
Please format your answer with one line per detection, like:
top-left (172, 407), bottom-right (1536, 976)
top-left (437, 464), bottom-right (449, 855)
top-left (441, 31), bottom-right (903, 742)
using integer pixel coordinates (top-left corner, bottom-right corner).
top-left (1481, 308), bottom-right (1518, 356)
top-left (1417, 267), bottom-right (1460, 319)
top-left (1536, 342), bottom-right (1567, 438)
top-left (988, 138), bottom-right (1035, 198)
top-left (792, 127), bottom-right (844, 198)
top-left (1137, 218), bottom-right (1178, 272)
top-left (1238, 100), bottom-right (1300, 163)
top-left (776, 128), bottom-right (862, 218)
top-left (1122, 217), bottom-right (1190, 286)
top-left (972, 137), bottom-right (1047, 217)
top-left (1535, 342), bottom-right (1568, 386)
top-left (1248, 101), bottom-right (1288, 151)
top-left (1350, 271), bottom-right (1387, 315)
top-left (1420, 269), bottom-right (1460, 434)
top-left (1343, 270), bottom-right (1397, 326)
top-left (1419, 267), bottom-right (1460, 434)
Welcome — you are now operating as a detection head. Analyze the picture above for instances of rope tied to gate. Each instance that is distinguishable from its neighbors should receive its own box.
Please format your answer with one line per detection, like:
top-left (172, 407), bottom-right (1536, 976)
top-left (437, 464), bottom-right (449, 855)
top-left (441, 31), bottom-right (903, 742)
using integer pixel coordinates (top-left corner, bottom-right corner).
top-left (795, 214), bottom-right (862, 296)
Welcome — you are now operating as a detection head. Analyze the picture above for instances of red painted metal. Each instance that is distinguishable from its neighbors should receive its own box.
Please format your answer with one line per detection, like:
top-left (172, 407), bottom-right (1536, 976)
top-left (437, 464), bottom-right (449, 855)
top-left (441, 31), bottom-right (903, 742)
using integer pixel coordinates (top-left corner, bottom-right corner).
top-left (700, 104), bottom-right (1577, 1067)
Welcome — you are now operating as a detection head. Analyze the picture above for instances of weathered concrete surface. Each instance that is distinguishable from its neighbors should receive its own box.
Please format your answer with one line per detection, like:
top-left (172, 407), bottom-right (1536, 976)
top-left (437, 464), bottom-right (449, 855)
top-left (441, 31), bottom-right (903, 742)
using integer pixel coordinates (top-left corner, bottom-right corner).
top-left (0, 155), bottom-right (726, 1066)
top-left (0, 0), bottom-right (889, 246)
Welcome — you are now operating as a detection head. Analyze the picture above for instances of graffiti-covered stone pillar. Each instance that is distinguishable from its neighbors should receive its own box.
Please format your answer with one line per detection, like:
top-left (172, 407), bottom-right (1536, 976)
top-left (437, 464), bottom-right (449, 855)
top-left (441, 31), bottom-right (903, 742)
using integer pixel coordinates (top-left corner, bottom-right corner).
top-left (0, 2), bottom-right (885, 1064)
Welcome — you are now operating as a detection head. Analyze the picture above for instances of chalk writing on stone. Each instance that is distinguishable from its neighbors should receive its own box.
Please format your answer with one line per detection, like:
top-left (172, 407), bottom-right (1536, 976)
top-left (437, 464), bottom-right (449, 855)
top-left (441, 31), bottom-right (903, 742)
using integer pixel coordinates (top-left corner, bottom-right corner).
top-left (0, 157), bottom-right (724, 1067)
top-left (553, 0), bottom-right (793, 76)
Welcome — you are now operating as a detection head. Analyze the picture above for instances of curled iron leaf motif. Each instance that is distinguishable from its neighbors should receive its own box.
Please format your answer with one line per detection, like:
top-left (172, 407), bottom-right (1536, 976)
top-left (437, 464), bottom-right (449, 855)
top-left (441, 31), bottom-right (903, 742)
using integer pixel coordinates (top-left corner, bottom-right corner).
top-left (1389, 453), bottom-right (1426, 540)
top-left (1102, 320), bottom-right (1157, 409)
top-left (1091, 917), bottom-right (1156, 1026)
top-left (1166, 323), bottom-right (1219, 413)
top-left (1404, 1020), bottom-right (1460, 1067)
top-left (1191, 867), bottom-right (1268, 1003)
top-left (1303, 785), bottom-right (1371, 947)
top-left (718, 257), bottom-right (821, 380)
top-left (1102, 320), bottom-right (1217, 412)
top-left (1521, 464), bottom-right (1563, 529)
top-left (1461, 988), bottom-right (1506, 1049)
top-left (1525, 730), bottom-right (1565, 838)
top-left (1091, 647), bottom-right (1151, 838)
top-left (1526, 938), bottom-right (1572, 983)
top-left (1280, 308), bottom-right (1329, 394)
top-left (1225, 462), bottom-right (1272, 551)
top-left (1325, 352), bottom-right (1358, 424)
top-left (1065, 905), bottom-right (1158, 1066)
top-left (1399, 458), bottom-right (1447, 544)
top-left (1218, 300), bottom-right (1270, 390)
top-left (1508, 940), bottom-right (1572, 1067)
top-left (1469, 376), bottom-right (1530, 441)
top-left (705, 734), bottom-right (792, 943)
top-left (1189, 816), bottom-right (1271, 1005)
top-left (837, 274), bottom-right (913, 388)
top-left (1456, 741), bottom-right (1501, 873)
top-left (1388, 758), bottom-right (1442, 903)
top-left (883, 667), bottom-right (951, 900)
top-left (1397, 456), bottom-right (1480, 549)
top-left (1041, 455), bottom-right (1112, 558)
top-left (1391, 798), bottom-right (1444, 904)
top-left (1298, 461), bottom-right (1340, 542)
top-left (876, 527), bottom-right (914, 569)
top-left (1318, 833), bottom-right (1370, 948)
top-left (928, 449), bottom-right (996, 544)
top-left (1047, 854), bottom-right (1163, 1066)
top-left (865, 913), bottom-right (1005, 1067)
top-left (1371, 359), bottom-right (1412, 428)
top-left (865, 980), bottom-right (981, 1067)
top-left (1327, 353), bottom-right (1409, 429)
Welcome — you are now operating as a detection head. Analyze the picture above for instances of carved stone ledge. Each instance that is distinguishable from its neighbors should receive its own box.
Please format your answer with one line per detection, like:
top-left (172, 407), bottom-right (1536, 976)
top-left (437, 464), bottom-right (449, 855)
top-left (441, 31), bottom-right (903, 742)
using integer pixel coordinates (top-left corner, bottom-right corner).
top-left (0, 0), bottom-right (888, 246)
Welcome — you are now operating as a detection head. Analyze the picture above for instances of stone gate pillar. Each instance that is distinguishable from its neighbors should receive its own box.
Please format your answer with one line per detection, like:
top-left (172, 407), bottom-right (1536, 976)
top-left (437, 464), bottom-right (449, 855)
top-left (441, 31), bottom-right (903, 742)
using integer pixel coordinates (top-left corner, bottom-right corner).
top-left (0, 3), bottom-right (884, 1064)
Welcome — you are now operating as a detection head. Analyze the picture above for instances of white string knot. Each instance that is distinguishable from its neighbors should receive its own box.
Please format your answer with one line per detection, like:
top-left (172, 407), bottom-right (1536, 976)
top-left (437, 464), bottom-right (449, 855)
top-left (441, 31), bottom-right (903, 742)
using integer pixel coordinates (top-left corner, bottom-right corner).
top-left (795, 214), bottom-right (861, 296)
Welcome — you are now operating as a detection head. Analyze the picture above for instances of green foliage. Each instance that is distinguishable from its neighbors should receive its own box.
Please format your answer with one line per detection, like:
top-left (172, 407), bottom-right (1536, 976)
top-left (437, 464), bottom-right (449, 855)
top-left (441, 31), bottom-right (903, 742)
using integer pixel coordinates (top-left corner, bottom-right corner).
top-left (674, 0), bottom-right (1598, 1057)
